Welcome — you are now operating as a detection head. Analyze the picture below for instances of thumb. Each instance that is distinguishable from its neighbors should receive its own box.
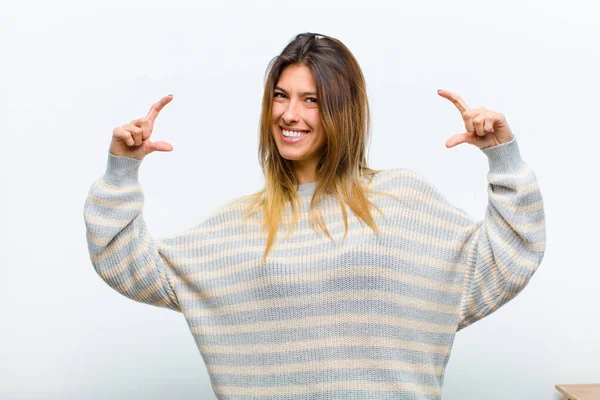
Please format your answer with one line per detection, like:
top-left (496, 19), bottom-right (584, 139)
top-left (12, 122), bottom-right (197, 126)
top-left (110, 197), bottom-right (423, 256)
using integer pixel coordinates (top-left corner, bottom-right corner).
top-left (445, 133), bottom-right (469, 148)
top-left (146, 140), bottom-right (174, 154)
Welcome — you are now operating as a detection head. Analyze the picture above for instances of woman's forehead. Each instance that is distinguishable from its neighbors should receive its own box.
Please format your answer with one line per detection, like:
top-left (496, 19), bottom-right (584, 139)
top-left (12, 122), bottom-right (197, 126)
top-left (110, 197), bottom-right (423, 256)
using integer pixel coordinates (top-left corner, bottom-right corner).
top-left (276, 65), bottom-right (317, 92)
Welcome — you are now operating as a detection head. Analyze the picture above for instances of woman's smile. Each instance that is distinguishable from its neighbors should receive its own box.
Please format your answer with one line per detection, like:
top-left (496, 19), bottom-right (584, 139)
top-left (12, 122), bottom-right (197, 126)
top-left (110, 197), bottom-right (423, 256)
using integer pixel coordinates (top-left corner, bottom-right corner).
top-left (280, 126), bottom-right (311, 143)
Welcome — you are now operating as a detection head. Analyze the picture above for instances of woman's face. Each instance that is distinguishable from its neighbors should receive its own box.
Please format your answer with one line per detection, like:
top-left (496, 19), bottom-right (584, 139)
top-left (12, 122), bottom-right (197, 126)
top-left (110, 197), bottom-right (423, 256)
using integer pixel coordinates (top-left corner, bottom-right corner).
top-left (271, 64), bottom-right (326, 171)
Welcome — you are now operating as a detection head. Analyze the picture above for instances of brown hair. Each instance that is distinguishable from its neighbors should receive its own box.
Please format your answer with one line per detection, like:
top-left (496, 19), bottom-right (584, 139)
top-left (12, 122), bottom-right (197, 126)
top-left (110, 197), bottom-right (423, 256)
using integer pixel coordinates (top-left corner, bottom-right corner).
top-left (241, 32), bottom-right (396, 264)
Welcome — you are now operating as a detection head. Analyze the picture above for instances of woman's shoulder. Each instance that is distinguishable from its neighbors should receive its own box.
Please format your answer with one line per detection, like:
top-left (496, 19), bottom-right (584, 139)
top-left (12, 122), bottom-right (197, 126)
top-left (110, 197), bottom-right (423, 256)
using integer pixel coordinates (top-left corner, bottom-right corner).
top-left (369, 167), bottom-right (436, 192)
top-left (369, 167), bottom-right (472, 221)
top-left (160, 193), bottom-right (259, 243)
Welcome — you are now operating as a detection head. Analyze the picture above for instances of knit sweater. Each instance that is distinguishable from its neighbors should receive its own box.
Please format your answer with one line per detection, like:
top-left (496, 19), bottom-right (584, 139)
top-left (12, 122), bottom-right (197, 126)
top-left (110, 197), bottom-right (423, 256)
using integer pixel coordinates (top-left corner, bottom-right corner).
top-left (83, 137), bottom-right (546, 400)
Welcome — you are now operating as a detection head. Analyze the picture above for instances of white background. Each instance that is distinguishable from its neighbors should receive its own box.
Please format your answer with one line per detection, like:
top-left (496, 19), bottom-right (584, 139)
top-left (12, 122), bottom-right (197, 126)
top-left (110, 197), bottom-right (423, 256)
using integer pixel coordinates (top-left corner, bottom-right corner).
top-left (1, 0), bottom-right (598, 399)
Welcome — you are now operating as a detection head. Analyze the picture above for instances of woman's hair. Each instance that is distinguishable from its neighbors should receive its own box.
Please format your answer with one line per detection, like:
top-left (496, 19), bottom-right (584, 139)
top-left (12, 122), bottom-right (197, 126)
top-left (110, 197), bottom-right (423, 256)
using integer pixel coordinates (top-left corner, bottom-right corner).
top-left (242, 32), bottom-right (394, 264)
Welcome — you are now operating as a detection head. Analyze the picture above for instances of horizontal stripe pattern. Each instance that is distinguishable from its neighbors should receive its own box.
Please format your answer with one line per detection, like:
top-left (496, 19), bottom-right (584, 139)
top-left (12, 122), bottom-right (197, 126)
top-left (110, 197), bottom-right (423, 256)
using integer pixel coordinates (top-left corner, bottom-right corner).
top-left (83, 156), bottom-right (181, 312)
top-left (83, 137), bottom-right (546, 399)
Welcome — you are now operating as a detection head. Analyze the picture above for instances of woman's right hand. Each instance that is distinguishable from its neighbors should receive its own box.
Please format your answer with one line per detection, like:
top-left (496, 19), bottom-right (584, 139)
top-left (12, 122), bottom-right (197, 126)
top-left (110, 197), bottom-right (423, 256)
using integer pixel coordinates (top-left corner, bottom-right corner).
top-left (109, 94), bottom-right (174, 160)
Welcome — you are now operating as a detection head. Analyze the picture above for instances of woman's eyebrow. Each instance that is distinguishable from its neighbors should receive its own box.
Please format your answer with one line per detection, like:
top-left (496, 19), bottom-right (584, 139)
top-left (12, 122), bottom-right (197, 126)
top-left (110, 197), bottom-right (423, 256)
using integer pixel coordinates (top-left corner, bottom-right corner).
top-left (275, 86), bottom-right (317, 96)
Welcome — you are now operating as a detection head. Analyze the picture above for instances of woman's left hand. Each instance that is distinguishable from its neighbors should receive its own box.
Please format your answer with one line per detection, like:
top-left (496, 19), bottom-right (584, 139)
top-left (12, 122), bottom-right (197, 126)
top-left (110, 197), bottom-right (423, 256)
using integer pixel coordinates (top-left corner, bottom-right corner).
top-left (437, 89), bottom-right (515, 149)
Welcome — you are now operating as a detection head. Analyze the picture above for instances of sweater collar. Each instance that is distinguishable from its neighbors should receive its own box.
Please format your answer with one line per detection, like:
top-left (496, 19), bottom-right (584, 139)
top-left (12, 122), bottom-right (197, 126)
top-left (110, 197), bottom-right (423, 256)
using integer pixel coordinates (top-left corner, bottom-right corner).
top-left (297, 181), bottom-right (317, 198)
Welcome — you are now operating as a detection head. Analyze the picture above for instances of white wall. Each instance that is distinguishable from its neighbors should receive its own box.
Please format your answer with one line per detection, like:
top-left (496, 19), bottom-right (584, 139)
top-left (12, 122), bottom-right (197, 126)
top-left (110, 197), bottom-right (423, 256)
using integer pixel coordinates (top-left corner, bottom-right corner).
top-left (1, 0), bottom-right (598, 399)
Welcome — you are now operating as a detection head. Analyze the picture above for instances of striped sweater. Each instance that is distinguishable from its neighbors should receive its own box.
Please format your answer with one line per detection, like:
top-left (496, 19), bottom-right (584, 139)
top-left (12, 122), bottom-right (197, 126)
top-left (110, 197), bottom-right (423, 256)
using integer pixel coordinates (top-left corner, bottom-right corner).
top-left (83, 137), bottom-right (546, 400)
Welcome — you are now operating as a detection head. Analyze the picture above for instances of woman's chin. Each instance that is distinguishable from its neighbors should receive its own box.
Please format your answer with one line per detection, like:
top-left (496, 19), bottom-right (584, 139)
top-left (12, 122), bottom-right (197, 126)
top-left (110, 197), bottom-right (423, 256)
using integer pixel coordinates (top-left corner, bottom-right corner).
top-left (279, 152), bottom-right (306, 161)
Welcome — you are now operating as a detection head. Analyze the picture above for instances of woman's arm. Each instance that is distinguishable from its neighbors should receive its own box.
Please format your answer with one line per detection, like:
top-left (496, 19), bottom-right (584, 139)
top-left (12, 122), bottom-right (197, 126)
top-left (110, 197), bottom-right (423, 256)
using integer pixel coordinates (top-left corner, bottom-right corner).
top-left (432, 89), bottom-right (546, 330)
top-left (83, 153), bottom-right (181, 312)
top-left (456, 137), bottom-right (546, 330)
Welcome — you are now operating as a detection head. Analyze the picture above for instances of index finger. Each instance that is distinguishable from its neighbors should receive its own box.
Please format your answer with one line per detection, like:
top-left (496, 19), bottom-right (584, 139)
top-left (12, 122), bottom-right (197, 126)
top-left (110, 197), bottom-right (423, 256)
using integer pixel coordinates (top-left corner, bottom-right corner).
top-left (146, 94), bottom-right (174, 122)
top-left (437, 89), bottom-right (470, 113)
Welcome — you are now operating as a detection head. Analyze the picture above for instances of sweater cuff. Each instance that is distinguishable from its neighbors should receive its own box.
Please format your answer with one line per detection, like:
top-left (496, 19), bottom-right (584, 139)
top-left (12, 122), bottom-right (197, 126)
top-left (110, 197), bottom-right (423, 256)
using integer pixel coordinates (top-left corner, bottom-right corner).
top-left (103, 152), bottom-right (143, 186)
top-left (480, 136), bottom-right (525, 174)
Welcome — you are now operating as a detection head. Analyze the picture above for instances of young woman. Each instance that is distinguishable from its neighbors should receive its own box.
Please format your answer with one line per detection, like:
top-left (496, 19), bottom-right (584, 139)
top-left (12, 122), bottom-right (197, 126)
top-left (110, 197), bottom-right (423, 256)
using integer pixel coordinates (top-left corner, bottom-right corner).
top-left (84, 32), bottom-right (546, 399)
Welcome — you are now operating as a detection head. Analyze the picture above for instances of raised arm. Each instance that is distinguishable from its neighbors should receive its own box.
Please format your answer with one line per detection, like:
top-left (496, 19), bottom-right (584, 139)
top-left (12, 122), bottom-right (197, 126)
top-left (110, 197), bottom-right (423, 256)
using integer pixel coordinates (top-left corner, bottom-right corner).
top-left (436, 89), bottom-right (546, 330)
top-left (456, 137), bottom-right (545, 330)
top-left (83, 94), bottom-right (181, 312)
top-left (84, 154), bottom-right (181, 312)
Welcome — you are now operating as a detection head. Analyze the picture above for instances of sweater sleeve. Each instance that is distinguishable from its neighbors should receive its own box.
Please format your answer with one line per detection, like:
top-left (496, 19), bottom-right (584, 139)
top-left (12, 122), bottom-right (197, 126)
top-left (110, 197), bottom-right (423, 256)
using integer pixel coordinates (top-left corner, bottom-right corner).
top-left (83, 153), bottom-right (182, 313)
top-left (455, 137), bottom-right (546, 331)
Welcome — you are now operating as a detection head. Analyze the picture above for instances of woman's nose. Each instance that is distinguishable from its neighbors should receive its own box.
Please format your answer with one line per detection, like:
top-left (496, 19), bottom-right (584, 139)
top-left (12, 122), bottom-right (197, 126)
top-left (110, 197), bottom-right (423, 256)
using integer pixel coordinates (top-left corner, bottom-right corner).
top-left (282, 100), bottom-right (300, 124)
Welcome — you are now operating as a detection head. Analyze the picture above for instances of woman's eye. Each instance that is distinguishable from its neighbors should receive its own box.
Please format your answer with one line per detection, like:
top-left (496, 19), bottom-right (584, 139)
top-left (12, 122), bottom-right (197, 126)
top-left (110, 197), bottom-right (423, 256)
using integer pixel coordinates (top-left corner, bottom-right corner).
top-left (273, 93), bottom-right (317, 103)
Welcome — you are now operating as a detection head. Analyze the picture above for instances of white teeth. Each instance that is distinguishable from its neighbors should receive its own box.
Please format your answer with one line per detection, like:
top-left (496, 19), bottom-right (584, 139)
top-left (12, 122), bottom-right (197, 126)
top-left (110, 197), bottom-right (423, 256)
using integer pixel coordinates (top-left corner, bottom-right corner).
top-left (282, 129), bottom-right (309, 138)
